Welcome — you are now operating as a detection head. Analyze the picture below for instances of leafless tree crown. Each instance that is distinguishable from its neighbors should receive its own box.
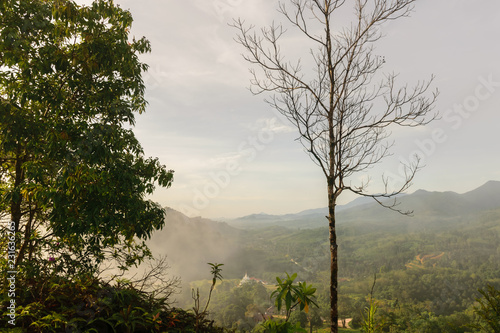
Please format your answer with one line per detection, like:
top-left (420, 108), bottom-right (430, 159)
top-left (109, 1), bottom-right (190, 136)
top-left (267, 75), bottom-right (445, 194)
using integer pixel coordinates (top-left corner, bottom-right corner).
top-left (232, 0), bottom-right (438, 207)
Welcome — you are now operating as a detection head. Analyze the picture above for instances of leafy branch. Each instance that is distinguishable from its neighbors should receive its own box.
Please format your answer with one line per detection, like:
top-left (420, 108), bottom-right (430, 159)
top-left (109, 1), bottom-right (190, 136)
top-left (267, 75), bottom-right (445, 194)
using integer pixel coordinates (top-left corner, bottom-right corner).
top-left (192, 263), bottom-right (224, 333)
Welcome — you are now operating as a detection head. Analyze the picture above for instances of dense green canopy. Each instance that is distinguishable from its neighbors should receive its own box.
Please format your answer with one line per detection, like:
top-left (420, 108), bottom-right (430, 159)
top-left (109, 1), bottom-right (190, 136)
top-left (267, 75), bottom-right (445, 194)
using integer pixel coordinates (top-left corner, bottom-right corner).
top-left (0, 0), bottom-right (173, 274)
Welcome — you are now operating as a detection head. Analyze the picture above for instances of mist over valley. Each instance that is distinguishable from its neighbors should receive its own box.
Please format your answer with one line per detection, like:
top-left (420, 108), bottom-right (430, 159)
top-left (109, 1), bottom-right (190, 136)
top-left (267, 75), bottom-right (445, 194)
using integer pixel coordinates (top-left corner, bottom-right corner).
top-left (146, 181), bottom-right (500, 323)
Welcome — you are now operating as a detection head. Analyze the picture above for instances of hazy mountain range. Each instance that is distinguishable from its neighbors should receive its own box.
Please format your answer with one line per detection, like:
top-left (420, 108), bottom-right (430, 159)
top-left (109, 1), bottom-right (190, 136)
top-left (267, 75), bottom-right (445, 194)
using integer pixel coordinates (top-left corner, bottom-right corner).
top-left (145, 180), bottom-right (500, 284)
top-left (223, 180), bottom-right (500, 229)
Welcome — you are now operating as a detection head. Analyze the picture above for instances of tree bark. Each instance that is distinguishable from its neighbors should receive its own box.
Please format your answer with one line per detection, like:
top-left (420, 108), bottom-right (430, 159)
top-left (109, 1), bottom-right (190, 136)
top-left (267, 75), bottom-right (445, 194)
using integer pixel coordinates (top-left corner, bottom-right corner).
top-left (328, 180), bottom-right (338, 332)
top-left (16, 208), bottom-right (34, 266)
top-left (11, 153), bottom-right (24, 235)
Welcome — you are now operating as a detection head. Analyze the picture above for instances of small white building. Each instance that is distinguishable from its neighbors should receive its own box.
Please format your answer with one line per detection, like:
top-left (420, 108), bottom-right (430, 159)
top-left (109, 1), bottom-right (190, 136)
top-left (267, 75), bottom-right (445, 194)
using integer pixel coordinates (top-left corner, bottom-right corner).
top-left (239, 272), bottom-right (267, 286)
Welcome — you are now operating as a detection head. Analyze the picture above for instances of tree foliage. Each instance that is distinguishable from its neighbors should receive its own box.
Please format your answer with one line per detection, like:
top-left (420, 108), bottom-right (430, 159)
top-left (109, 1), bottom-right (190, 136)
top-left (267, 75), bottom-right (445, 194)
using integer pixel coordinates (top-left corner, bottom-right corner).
top-left (192, 263), bottom-right (224, 332)
top-left (473, 284), bottom-right (500, 333)
top-left (271, 272), bottom-right (319, 320)
top-left (0, 273), bottom-right (225, 333)
top-left (0, 0), bottom-right (173, 275)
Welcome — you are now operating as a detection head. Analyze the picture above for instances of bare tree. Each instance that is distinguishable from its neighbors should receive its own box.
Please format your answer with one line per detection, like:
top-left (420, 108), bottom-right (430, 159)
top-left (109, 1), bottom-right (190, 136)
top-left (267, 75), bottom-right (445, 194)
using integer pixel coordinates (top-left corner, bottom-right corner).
top-left (102, 255), bottom-right (181, 304)
top-left (232, 1), bottom-right (438, 331)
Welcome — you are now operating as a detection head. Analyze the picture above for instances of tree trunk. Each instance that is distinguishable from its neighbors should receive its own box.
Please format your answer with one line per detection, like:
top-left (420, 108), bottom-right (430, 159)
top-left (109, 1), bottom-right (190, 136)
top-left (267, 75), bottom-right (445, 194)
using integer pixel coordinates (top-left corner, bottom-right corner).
top-left (16, 208), bottom-right (34, 266)
top-left (11, 154), bottom-right (24, 235)
top-left (328, 181), bottom-right (338, 333)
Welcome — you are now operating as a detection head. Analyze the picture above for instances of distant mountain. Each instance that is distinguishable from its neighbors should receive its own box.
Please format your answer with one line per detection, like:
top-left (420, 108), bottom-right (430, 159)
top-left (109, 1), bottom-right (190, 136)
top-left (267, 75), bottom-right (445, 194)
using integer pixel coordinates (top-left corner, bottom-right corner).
top-left (146, 181), bottom-right (500, 283)
top-left (337, 195), bottom-right (381, 211)
top-left (225, 181), bottom-right (500, 229)
top-left (462, 180), bottom-right (500, 210)
top-left (224, 193), bottom-right (384, 229)
top-left (365, 180), bottom-right (500, 220)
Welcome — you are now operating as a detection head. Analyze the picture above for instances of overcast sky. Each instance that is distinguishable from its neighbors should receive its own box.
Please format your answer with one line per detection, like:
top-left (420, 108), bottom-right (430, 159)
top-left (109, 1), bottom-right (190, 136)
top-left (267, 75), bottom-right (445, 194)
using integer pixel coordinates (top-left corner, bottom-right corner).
top-left (77, 0), bottom-right (500, 218)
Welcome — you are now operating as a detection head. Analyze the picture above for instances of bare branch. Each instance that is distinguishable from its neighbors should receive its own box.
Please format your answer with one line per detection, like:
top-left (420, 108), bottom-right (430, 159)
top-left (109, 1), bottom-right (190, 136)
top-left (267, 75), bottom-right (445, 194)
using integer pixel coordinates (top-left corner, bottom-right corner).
top-left (233, 1), bottom-right (437, 330)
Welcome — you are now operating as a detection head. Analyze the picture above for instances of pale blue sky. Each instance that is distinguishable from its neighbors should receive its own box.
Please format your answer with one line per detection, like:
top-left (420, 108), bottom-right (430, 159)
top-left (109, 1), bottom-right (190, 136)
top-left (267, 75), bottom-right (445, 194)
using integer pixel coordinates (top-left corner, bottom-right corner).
top-left (76, 0), bottom-right (500, 218)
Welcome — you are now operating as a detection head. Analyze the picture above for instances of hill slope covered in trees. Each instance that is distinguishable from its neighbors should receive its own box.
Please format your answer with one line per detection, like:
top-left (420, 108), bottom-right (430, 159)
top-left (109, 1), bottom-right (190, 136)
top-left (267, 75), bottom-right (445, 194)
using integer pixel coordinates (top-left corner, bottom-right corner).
top-left (151, 181), bottom-right (500, 331)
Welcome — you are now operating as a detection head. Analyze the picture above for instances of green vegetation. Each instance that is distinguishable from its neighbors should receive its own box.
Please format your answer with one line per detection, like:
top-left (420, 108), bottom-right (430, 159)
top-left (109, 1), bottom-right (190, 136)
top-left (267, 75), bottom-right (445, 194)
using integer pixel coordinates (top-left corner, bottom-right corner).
top-left (192, 263), bottom-right (225, 331)
top-left (0, 0), bottom-right (173, 275)
top-left (1, 0), bottom-right (499, 332)
top-left (0, 273), bottom-right (225, 332)
top-left (472, 284), bottom-right (500, 332)
top-left (259, 272), bottom-right (318, 332)
top-left (172, 204), bottom-right (500, 332)
top-left (360, 275), bottom-right (381, 333)
top-left (271, 272), bottom-right (318, 320)
top-left (0, 0), bottom-right (222, 332)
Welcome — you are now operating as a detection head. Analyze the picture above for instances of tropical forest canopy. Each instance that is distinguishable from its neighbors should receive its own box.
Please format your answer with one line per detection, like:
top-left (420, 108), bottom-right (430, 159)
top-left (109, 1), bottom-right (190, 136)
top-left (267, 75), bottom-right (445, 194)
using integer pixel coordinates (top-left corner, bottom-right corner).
top-left (157, 182), bottom-right (500, 331)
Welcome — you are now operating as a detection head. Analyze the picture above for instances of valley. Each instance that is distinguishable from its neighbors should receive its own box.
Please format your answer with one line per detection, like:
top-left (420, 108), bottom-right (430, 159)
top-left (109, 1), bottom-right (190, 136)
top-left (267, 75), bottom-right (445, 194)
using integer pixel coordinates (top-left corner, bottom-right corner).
top-left (147, 181), bottom-right (500, 331)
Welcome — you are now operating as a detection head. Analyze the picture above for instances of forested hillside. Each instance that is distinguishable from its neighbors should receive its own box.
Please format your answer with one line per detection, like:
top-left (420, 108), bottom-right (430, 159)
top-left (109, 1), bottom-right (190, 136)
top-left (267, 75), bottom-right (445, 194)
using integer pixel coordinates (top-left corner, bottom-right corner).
top-left (156, 182), bottom-right (500, 331)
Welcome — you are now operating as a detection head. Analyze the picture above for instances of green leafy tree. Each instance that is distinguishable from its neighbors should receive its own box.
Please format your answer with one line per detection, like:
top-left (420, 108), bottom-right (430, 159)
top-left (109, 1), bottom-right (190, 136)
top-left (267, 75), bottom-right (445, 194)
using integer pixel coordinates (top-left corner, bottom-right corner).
top-left (338, 294), bottom-right (356, 328)
top-left (0, 0), bottom-right (173, 276)
top-left (289, 310), bottom-right (308, 328)
top-left (262, 272), bottom-right (318, 333)
top-left (209, 278), bottom-right (270, 331)
top-left (472, 284), bottom-right (500, 333)
top-left (222, 304), bottom-right (245, 329)
top-left (308, 308), bottom-right (324, 333)
top-left (271, 273), bottom-right (319, 321)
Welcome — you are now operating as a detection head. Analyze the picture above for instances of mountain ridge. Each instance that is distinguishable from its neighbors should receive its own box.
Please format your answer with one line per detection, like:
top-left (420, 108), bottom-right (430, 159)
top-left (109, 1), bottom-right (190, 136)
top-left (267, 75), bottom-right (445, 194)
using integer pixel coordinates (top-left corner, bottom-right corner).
top-left (148, 180), bottom-right (500, 287)
top-left (225, 180), bottom-right (500, 229)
